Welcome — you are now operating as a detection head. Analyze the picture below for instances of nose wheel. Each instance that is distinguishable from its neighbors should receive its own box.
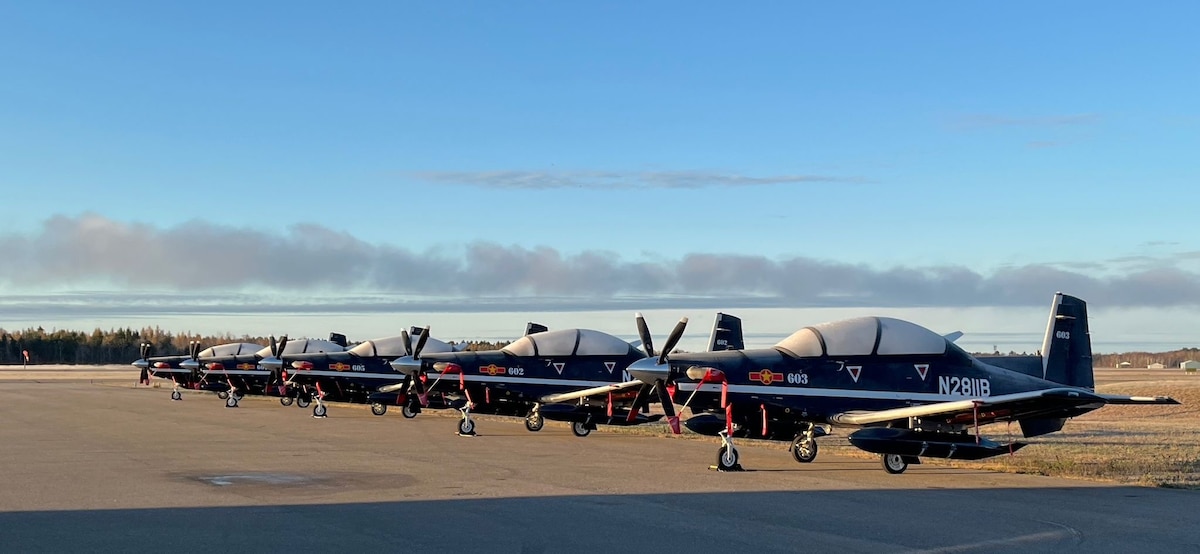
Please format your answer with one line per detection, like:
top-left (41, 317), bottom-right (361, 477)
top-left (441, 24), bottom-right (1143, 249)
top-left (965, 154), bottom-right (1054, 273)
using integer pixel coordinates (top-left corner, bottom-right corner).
top-left (225, 395), bottom-right (239, 408)
top-left (713, 430), bottom-right (743, 471)
top-left (401, 397), bottom-right (419, 419)
top-left (170, 386), bottom-right (182, 401)
top-left (311, 392), bottom-right (328, 418)
top-left (456, 405), bottom-right (477, 436)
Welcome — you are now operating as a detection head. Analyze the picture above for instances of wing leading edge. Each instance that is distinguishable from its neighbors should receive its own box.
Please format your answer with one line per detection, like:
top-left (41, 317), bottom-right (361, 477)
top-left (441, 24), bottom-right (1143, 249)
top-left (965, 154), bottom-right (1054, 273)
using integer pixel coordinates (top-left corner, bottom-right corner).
top-left (829, 388), bottom-right (1178, 427)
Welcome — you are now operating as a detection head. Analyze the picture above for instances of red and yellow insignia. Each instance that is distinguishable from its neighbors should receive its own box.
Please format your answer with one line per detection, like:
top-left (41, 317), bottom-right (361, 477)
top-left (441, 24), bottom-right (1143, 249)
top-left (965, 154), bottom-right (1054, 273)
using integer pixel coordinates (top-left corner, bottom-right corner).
top-left (236, 363), bottom-right (256, 370)
top-left (330, 362), bottom-right (351, 371)
top-left (749, 369), bottom-right (783, 385)
top-left (479, 364), bottom-right (506, 376)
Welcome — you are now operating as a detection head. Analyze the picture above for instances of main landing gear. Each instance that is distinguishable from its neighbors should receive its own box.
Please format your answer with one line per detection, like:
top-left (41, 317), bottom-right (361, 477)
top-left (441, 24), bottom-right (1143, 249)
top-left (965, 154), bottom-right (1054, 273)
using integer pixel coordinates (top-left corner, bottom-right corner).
top-left (457, 405), bottom-right (476, 436)
top-left (524, 405), bottom-right (544, 432)
top-left (714, 429), bottom-right (742, 472)
top-left (370, 402), bottom-right (387, 416)
top-left (571, 421), bottom-right (593, 437)
top-left (882, 454), bottom-right (916, 474)
top-left (790, 424), bottom-right (820, 464)
top-left (280, 396), bottom-right (294, 407)
top-left (296, 395), bottom-right (312, 409)
top-left (217, 390), bottom-right (230, 401)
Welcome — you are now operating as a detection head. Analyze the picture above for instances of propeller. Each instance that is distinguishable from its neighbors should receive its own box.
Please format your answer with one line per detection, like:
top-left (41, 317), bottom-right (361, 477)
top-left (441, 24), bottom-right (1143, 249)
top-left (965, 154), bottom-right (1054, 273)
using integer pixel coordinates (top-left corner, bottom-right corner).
top-left (259, 335), bottom-right (290, 371)
top-left (625, 314), bottom-right (688, 433)
top-left (383, 326), bottom-right (430, 397)
top-left (133, 342), bottom-right (152, 384)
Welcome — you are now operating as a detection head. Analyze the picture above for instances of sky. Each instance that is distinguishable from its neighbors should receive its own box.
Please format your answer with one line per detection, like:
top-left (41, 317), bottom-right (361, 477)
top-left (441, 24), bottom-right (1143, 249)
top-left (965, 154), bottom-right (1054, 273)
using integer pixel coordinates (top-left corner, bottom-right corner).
top-left (1, 2), bottom-right (1198, 352)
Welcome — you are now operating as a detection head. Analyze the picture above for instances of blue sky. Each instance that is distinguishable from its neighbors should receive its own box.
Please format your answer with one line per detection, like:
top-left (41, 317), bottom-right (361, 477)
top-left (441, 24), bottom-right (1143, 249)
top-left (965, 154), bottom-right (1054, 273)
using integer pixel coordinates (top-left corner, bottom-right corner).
top-left (1, 2), bottom-right (1198, 349)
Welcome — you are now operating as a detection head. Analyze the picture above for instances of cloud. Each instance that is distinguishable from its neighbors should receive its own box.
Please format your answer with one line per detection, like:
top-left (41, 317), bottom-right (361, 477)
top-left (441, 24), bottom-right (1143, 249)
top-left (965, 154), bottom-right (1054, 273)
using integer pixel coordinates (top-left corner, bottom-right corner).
top-left (2, 214), bottom-right (1199, 310)
top-left (406, 170), bottom-right (865, 189)
top-left (949, 113), bottom-right (1101, 132)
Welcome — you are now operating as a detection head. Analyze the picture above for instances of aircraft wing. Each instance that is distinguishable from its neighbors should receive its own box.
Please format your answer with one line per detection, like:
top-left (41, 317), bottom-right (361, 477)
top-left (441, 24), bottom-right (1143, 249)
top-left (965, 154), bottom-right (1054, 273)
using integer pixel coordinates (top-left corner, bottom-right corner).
top-left (828, 387), bottom-right (1175, 427)
top-left (537, 380), bottom-right (644, 404)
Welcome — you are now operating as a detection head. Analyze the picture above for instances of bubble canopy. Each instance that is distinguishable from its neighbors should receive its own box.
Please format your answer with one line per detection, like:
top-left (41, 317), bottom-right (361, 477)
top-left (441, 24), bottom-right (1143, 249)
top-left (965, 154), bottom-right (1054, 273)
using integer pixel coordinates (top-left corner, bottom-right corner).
top-left (501, 329), bottom-right (639, 358)
top-left (197, 343), bottom-right (262, 358)
top-left (348, 335), bottom-right (455, 358)
top-left (774, 316), bottom-right (948, 358)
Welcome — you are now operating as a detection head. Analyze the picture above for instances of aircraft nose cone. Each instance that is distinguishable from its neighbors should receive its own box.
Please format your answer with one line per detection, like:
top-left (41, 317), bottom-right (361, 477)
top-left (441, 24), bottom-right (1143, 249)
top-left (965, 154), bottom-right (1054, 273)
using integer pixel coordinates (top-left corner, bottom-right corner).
top-left (132, 359), bottom-right (149, 369)
top-left (390, 356), bottom-right (420, 375)
top-left (180, 359), bottom-right (200, 370)
top-left (259, 357), bottom-right (282, 370)
top-left (626, 357), bottom-right (670, 384)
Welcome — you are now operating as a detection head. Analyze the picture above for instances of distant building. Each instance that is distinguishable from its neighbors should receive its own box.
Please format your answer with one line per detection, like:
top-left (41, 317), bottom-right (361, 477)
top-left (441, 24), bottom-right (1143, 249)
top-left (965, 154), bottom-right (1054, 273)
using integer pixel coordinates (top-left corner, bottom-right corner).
top-left (1117, 361), bottom-right (1133, 368)
top-left (1148, 362), bottom-right (1166, 369)
top-left (1181, 360), bottom-right (1200, 373)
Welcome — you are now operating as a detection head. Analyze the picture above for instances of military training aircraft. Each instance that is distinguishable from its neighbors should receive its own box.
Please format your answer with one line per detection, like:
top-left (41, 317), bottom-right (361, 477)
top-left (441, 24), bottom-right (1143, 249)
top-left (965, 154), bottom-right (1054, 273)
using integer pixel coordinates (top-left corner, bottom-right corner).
top-left (202, 334), bottom-right (349, 408)
top-left (267, 327), bottom-right (462, 417)
top-left (132, 340), bottom-right (261, 400)
top-left (387, 323), bottom-right (666, 437)
top-left (625, 293), bottom-right (1179, 473)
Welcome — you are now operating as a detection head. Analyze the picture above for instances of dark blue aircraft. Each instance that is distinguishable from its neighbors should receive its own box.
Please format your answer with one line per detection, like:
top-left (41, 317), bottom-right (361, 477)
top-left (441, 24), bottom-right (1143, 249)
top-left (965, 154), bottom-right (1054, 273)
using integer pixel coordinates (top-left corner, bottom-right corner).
top-left (132, 341), bottom-right (261, 400)
top-left (265, 328), bottom-right (462, 418)
top-left (200, 335), bottom-right (347, 408)
top-left (387, 323), bottom-right (671, 437)
top-left (626, 293), bottom-right (1179, 473)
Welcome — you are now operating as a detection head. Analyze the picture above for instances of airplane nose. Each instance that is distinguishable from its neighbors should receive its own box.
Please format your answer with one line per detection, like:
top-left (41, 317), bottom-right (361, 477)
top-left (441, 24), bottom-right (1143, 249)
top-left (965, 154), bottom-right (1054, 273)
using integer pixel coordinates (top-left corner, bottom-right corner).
top-left (132, 359), bottom-right (149, 369)
top-left (390, 356), bottom-right (421, 375)
top-left (180, 359), bottom-right (200, 371)
top-left (259, 357), bottom-right (282, 370)
top-left (626, 357), bottom-right (670, 384)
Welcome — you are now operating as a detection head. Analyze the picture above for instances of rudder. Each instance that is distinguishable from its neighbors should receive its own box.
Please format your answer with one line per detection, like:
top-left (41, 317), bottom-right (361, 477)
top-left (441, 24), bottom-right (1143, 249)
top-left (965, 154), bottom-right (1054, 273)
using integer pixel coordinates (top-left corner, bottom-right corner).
top-left (1039, 292), bottom-right (1093, 390)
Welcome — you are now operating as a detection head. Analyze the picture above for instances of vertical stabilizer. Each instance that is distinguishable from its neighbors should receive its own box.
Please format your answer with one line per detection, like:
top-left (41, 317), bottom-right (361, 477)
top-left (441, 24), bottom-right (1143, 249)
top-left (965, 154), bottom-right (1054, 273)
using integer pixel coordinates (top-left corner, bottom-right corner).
top-left (707, 313), bottom-right (744, 351)
top-left (1040, 293), bottom-right (1094, 389)
top-left (525, 322), bottom-right (549, 336)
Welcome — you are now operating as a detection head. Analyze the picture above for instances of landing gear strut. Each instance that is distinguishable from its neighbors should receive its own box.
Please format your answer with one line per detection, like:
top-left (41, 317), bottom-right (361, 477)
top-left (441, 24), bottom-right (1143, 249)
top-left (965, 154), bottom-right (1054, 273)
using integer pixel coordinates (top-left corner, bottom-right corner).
top-left (311, 392), bottom-right (327, 418)
top-left (524, 405), bottom-right (544, 432)
top-left (790, 424), bottom-right (819, 463)
top-left (714, 429), bottom-right (742, 471)
top-left (457, 405), bottom-right (476, 436)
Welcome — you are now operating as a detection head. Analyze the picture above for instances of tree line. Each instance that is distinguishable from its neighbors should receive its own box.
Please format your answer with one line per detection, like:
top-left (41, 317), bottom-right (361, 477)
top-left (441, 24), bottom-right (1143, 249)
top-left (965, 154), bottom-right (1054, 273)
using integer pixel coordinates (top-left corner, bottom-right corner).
top-left (0, 327), bottom-right (511, 365)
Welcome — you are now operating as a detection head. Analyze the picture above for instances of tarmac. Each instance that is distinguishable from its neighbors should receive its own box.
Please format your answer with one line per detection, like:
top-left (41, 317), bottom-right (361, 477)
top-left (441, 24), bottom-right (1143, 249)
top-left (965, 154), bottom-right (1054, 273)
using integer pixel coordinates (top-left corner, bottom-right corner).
top-left (0, 376), bottom-right (1197, 553)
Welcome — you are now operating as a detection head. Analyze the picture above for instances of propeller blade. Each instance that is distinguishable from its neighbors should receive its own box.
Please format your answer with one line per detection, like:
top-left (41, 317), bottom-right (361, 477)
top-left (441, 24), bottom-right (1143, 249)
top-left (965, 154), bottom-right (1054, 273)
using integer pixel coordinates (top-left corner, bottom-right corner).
top-left (655, 380), bottom-right (681, 434)
top-left (625, 383), bottom-right (654, 423)
top-left (412, 327), bottom-right (430, 359)
top-left (635, 313), bottom-right (655, 358)
top-left (657, 317), bottom-right (689, 365)
top-left (401, 329), bottom-right (413, 357)
top-left (269, 335), bottom-right (278, 358)
top-left (139, 366), bottom-right (149, 385)
top-left (277, 335), bottom-right (289, 356)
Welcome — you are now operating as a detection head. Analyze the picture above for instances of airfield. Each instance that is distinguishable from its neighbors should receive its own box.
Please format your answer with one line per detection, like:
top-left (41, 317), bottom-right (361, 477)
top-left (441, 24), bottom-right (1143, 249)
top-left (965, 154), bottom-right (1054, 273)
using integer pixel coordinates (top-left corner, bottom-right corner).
top-left (1, 368), bottom-right (1197, 552)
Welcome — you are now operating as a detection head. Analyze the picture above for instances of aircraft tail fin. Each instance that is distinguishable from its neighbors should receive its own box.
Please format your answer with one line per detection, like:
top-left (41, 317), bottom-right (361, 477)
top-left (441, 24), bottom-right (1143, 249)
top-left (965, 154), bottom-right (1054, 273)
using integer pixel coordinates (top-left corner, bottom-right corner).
top-left (707, 313), bottom-right (744, 351)
top-left (525, 322), bottom-right (548, 336)
top-left (1039, 292), bottom-right (1093, 390)
top-left (328, 332), bottom-right (348, 348)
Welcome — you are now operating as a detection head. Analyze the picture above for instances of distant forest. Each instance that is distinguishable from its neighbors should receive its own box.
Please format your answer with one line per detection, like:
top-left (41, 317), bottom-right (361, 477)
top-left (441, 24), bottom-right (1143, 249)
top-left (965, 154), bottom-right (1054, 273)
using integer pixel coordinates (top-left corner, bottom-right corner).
top-left (0, 327), bottom-right (511, 365)
top-left (0, 326), bottom-right (1196, 367)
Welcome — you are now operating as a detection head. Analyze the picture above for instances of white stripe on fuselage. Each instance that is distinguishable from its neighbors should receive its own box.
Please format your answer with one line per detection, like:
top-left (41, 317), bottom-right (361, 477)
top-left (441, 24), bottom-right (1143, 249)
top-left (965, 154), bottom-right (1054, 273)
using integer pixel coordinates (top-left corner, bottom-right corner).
top-left (676, 382), bottom-right (986, 402)
top-left (425, 373), bottom-right (617, 388)
top-left (203, 370), bottom-right (271, 376)
top-left (290, 371), bottom-right (402, 380)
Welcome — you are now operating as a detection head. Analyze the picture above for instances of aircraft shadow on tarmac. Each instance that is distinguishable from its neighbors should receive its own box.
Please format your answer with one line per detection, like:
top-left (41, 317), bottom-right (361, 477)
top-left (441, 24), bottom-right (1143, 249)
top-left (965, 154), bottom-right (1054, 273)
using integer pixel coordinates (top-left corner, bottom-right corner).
top-left (0, 488), bottom-right (1194, 553)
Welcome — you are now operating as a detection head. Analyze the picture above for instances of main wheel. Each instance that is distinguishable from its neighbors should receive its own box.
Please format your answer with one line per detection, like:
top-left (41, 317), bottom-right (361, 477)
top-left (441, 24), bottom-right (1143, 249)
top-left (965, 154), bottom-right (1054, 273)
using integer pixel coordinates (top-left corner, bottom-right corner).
top-left (217, 390), bottom-right (230, 400)
top-left (170, 391), bottom-right (182, 401)
top-left (225, 396), bottom-right (238, 408)
top-left (313, 404), bottom-right (327, 418)
top-left (232, 391), bottom-right (244, 401)
top-left (280, 396), bottom-right (294, 407)
top-left (525, 412), bottom-right (545, 432)
top-left (458, 418), bottom-right (475, 435)
top-left (370, 402), bottom-right (387, 416)
top-left (882, 454), bottom-right (908, 474)
top-left (791, 436), bottom-right (818, 463)
top-left (571, 421), bottom-right (591, 437)
top-left (716, 445), bottom-right (739, 471)
top-left (297, 396), bottom-right (312, 408)
top-left (401, 404), bottom-right (418, 419)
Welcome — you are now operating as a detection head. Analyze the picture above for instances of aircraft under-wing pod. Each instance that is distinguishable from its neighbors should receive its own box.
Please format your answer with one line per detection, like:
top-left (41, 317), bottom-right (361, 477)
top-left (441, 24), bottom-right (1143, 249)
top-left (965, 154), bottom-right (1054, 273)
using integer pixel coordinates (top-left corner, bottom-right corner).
top-left (387, 323), bottom-right (671, 437)
top-left (625, 293), bottom-right (1179, 473)
top-left (271, 327), bottom-right (463, 418)
top-left (201, 334), bottom-right (348, 408)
